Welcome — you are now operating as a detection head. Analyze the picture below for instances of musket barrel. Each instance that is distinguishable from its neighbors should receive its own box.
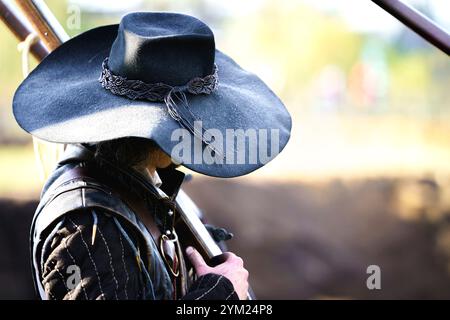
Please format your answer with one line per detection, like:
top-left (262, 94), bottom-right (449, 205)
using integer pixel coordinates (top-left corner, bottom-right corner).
top-left (0, 0), bottom-right (48, 60)
top-left (13, 0), bottom-right (69, 51)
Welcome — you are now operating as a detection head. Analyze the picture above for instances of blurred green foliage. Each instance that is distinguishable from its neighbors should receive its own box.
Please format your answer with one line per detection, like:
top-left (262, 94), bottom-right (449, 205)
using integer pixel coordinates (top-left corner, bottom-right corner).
top-left (224, 1), bottom-right (449, 115)
top-left (0, 0), bottom-right (449, 142)
top-left (0, 0), bottom-right (449, 194)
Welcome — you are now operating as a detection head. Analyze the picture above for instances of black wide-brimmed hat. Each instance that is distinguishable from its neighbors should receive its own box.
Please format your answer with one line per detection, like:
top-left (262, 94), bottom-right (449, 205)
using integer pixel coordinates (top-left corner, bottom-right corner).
top-left (13, 12), bottom-right (291, 178)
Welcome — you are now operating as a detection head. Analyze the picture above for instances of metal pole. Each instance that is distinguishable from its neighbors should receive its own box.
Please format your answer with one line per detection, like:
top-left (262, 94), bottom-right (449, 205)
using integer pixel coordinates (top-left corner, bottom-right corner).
top-left (372, 0), bottom-right (450, 54)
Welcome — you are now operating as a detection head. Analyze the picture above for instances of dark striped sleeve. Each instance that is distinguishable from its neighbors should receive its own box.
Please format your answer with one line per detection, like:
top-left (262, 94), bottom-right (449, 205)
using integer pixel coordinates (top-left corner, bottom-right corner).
top-left (40, 209), bottom-right (239, 300)
top-left (41, 209), bottom-right (146, 300)
top-left (182, 274), bottom-right (239, 300)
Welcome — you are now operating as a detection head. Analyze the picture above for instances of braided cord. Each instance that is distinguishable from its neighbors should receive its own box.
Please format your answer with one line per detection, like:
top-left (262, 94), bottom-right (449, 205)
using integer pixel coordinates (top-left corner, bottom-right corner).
top-left (99, 58), bottom-right (221, 157)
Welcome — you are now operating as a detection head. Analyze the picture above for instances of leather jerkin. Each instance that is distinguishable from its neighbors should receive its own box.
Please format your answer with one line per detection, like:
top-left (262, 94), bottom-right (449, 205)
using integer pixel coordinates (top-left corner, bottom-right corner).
top-left (53, 163), bottom-right (188, 298)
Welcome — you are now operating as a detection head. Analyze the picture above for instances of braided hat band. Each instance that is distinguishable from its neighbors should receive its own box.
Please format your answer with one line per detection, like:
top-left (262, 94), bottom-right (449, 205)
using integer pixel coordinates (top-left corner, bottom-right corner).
top-left (99, 57), bottom-right (220, 155)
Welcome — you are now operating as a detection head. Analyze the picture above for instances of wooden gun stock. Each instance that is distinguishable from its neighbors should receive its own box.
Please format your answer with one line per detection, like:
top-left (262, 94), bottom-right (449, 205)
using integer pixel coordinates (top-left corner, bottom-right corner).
top-left (0, 0), bottom-right (48, 60)
top-left (1, 0), bottom-right (69, 59)
top-left (13, 0), bottom-right (69, 50)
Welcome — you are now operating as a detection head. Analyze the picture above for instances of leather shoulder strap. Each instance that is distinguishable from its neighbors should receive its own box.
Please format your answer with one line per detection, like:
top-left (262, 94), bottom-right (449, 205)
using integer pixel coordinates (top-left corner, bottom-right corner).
top-left (63, 164), bottom-right (189, 297)
top-left (57, 164), bottom-right (163, 243)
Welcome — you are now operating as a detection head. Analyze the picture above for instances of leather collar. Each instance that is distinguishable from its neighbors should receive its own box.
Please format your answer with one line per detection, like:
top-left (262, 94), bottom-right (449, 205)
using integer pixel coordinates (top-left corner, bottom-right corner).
top-left (57, 143), bottom-right (186, 201)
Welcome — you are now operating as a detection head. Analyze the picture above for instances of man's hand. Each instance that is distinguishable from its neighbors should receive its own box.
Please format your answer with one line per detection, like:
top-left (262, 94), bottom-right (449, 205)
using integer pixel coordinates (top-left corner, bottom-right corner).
top-left (186, 247), bottom-right (249, 300)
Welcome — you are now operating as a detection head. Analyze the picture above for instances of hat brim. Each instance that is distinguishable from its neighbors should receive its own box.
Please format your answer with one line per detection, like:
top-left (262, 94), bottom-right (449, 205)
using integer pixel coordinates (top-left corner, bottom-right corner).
top-left (13, 25), bottom-right (291, 178)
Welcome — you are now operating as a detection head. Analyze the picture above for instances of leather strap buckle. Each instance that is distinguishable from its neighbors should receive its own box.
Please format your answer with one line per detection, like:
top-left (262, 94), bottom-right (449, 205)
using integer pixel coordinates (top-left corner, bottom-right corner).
top-left (160, 231), bottom-right (180, 277)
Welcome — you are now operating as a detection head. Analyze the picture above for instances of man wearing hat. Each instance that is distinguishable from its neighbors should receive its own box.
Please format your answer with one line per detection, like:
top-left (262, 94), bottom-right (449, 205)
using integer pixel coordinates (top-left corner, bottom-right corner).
top-left (13, 12), bottom-right (291, 300)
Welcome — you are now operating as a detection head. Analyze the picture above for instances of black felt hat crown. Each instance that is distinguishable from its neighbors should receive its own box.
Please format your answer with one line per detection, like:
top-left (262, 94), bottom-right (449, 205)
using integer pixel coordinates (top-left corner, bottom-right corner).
top-left (108, 12), bottom-right (215, 85)
top-left (13, 12), bottom-right (292, 178)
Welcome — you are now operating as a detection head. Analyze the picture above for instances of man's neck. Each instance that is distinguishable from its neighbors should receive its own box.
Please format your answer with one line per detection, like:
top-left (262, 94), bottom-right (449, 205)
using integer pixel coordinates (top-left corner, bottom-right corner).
top-left (134, 165), bottom-right (162, 188)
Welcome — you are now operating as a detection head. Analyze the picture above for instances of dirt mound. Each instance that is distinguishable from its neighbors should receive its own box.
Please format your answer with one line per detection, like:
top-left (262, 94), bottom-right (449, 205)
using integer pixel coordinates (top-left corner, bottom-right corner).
top-left (2, 176), bottom-right (450, 299)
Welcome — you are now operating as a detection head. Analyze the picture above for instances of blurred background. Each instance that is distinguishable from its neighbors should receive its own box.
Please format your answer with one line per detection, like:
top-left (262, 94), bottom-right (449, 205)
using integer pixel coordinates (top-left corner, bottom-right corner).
top-left (0, 0), bottom-right (449, 299)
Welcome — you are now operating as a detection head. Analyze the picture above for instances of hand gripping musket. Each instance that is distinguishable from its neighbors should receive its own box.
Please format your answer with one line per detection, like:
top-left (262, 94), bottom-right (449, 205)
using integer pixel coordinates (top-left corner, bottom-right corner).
top-left (1, 0), bottom-right (255, 300)
top-left (175, 189), bottom-right (255, 300)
